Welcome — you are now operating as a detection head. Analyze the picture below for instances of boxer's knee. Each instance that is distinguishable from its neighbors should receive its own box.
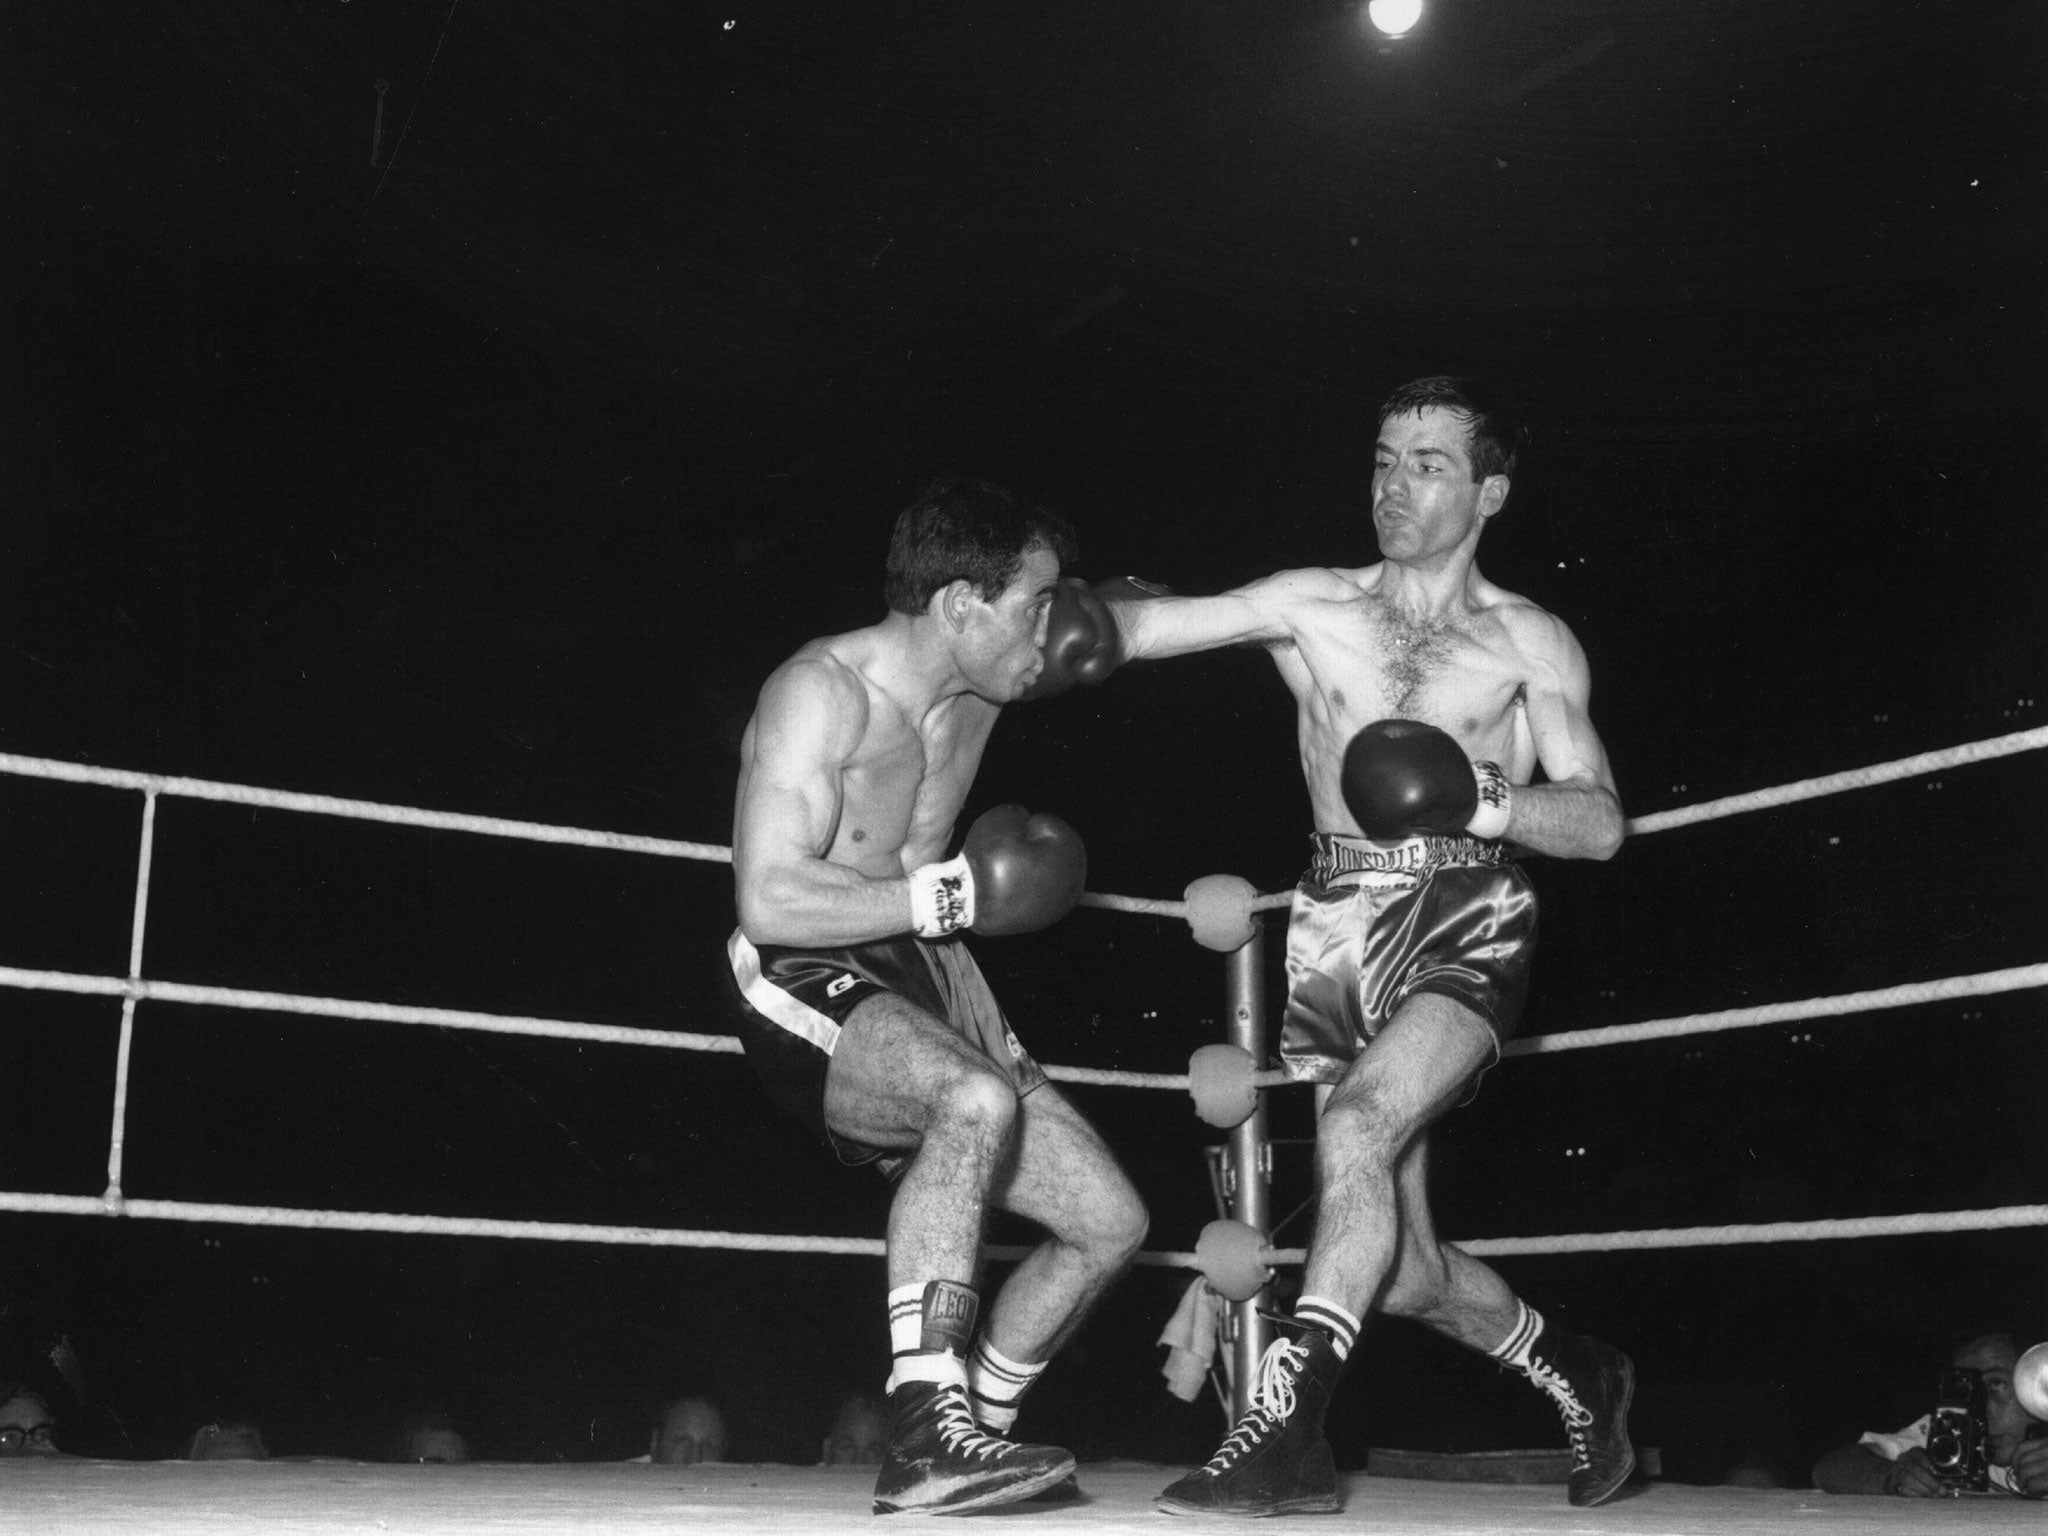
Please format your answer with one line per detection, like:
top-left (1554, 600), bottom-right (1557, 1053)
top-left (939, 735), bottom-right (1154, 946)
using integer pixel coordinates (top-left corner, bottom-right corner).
top-left (929, 1067), bottom-right (1020, 1150)
top-left (1052, 1165), bottom-right (1149, 1270)
top-left (1315, 1082), bottom-right (1405, 1181)
top-left (1091, 1178), bottom-right (1149, 1265)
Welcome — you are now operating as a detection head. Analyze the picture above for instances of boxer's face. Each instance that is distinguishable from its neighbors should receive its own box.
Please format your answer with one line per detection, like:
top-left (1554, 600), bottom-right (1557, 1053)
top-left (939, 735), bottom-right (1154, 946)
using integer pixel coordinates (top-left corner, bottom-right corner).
top-left (1371, 407), bottom-right (1505, 566)
top-left (960, 543), bottom-right (1060, 700)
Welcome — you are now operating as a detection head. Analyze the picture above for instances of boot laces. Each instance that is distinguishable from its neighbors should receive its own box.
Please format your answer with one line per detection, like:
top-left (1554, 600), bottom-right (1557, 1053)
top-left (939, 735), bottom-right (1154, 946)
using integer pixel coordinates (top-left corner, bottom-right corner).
top-left (1202, 1338), bottom-right (1308, 1473)
top-left (930, 1385), bottom-right (1010, 1460)
top-left (1525, 1358), bottom-right (1593, 1466)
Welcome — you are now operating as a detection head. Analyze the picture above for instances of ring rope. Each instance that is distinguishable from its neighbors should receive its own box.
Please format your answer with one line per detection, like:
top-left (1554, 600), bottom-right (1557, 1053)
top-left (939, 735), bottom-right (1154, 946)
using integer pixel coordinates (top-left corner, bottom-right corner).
top-left (1621, 723), bottom-right (2048, 836)
top-left (4, 961), bottom-right (2037, 1084)
top-left (1274, 1203), bottom-right (2048, 1263)
top-left (5, 722), bottom-right (2042, 910)
top-left (1498, 963), bottom-right (2048, 1058)
top-left (3, 1191), bottom-right (2040, 1262)
top-left (0, 965), bottom-right (743, 1055)
top-left (0, 752), bottom-right (731, 864)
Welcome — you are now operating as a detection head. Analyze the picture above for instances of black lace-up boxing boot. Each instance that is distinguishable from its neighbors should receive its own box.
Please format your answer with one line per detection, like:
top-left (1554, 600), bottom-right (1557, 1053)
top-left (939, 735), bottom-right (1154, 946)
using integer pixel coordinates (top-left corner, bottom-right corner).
top-left (1154, 1326), bottom-right (1345, 1516)
top-left (872, 1280), bottom-right (1075, 1515)
top-left (871, 1379), bottom-right (1076, 1514)
top-left (1519, 1326), bottom-right (1636, 1507)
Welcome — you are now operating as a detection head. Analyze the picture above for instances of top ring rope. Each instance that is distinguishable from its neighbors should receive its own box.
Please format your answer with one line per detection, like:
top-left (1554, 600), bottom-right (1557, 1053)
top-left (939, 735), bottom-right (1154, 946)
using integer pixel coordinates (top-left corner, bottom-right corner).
top-left (7, 723), bottom-right (2042, 910)
top-left (1619, 723), bottom-right (2048, 836)
top-left (0, 753), bottom-right (731, 863)
top-left (1021, 724), bottom-right (2048, 917)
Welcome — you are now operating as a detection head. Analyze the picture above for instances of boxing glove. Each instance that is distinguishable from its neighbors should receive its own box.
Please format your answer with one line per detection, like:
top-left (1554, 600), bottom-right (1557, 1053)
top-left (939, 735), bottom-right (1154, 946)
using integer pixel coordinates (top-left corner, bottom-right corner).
top-left (1019, 576), bottom-right (1171, 701)
top-left (908, 804), bottom-right (1089, 938)
top-left (1341, 719), bottom-right (1513, 841)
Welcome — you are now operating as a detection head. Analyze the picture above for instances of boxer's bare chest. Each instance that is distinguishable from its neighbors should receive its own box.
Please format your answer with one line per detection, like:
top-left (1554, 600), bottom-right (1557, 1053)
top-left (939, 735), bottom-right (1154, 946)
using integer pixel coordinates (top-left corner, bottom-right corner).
top-left (834, 695), bottom-right (987, 868)
top-left (1289, 594), bottom-right (1527, 759)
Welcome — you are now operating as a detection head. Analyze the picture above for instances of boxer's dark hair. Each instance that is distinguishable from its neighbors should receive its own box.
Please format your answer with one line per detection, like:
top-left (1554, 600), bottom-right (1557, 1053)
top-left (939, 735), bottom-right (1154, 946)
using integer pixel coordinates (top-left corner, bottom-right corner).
top-left (1378, 377), bottom-right (1530, 483)
top-left (885, 478), bottom-right (1078, 616)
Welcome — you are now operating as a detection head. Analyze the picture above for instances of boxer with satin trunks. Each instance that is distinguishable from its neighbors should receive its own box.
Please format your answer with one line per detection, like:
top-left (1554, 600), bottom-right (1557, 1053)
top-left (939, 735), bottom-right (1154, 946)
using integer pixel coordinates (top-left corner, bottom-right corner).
top-left (1099, 377), bottom-right (1635, 1518)
top-left (1279, 831), bottom-right (1535, 1095)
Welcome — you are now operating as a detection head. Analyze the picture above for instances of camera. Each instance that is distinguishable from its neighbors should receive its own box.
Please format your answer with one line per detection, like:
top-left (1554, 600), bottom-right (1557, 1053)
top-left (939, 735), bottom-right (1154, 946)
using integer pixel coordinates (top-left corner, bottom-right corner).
top-left (1925, 1366), bottom-right (1990, 1493)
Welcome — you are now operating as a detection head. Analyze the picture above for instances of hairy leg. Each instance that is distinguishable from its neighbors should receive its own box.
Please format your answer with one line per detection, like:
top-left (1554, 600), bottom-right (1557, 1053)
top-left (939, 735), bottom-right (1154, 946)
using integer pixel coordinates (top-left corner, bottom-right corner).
top-left (1377, 1133), bottom-right (1522, 1351)
top-left (1299, 992), bottom-right (1496, 1320)
top-left (823, 992), bottom-right (1023, 1289)
top-left (979, 1083), bottom-right (1148, 1362)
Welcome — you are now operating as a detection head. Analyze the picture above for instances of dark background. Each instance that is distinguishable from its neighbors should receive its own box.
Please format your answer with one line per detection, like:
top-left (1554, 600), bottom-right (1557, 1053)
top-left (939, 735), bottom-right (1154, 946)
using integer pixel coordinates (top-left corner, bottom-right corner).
top-left (3, 0), bottom-right (2044, 1483)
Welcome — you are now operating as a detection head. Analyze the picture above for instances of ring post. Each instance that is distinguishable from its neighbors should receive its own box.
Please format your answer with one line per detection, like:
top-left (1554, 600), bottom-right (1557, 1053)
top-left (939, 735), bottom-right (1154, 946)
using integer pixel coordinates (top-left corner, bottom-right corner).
top-left (1224, 915), bottom-right (1272, 1421)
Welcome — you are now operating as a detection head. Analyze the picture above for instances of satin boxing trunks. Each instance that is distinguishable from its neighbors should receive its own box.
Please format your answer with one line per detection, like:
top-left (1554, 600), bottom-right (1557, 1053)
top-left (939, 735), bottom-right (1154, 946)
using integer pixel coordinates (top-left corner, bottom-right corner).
top-left (726, 928), bottom-right (1048, 1170)
top-left (1280, 832), bottom-right (1537, 1093)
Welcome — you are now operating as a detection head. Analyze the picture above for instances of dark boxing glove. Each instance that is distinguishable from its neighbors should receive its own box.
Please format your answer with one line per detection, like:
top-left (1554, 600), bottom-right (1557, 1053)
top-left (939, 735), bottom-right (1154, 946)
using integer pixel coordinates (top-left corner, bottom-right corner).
top-left (1019, 576), bottom-right (1171, 701)
top-left (908, 804), bottom-right (1088, 937)
top-left (1341, 719), bottom-right (1513, 841)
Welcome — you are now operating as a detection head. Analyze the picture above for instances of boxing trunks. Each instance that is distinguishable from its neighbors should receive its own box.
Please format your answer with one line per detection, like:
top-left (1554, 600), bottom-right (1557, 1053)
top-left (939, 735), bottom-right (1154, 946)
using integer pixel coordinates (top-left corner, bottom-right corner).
top-left (726, 928), bottom-right (1047, 1169)
top-left (1280, 832), bottom-right (1537, 1091)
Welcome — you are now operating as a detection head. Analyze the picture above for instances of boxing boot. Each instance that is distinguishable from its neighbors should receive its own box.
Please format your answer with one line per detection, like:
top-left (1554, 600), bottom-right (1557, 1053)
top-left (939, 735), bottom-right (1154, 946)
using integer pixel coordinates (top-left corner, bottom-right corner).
top-left (1154, 1326), bottom-right (1344, 1516)
top-left (871, 1379), bottom-right (1076, 1515)
top-left (1517, 1326), bottom-right (1636, 1507)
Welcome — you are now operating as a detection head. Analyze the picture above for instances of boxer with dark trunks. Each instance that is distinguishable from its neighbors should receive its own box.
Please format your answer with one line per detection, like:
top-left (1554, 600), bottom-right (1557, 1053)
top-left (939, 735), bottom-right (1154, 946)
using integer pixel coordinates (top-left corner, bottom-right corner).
top-left (726, 931), bottom-right (1046, 1172)
top-left (725, 478), bottom-right (1146, 1515)
top-left (1091, 378), bottom-right (1637, 1516)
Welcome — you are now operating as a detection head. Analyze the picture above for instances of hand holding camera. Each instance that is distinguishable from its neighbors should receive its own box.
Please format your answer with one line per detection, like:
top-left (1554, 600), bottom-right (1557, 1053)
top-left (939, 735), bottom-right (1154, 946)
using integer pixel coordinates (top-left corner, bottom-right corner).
top-left (1918, 1347), bottom-right (2048, 1498)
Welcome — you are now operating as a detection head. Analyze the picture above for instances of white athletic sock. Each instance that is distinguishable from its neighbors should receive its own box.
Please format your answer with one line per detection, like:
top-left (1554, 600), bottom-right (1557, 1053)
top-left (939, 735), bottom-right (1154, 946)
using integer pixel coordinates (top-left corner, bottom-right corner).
top-left (888, 1283), bottom-right (926, 1359)
top-left (967, 1337), bottom-right (1046, 1433)
top-left (1293, 1295), bottom-right (1362, 1361)
top-left (1487, 1300), bottom-right (1544, 1372)
top-left (886, 1280), bottom-right (976, 1392)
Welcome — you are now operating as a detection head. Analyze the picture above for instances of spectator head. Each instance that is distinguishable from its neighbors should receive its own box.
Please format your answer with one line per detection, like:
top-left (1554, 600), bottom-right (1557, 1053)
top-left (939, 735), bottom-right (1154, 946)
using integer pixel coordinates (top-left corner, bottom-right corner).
top-left (650, 1395), bottom-right (728, 1465)
top-left (1950, 1330), bottom-right (2030, 1464)
top-left (187, 1418), bottom-right (269, 1460)
top-left (390, 1411), bottom-right (472, 1464)
top-left (0, 1385), bottom-right (60, 1458)
top-left (822, 1391), bottom-right (888, 1466)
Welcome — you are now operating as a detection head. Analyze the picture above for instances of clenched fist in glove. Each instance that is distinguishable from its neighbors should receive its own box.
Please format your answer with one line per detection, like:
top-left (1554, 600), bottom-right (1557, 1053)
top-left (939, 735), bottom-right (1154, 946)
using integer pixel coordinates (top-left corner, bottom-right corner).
top-left (908, 805), bottom-right (1089, 938)
top-left (1019, 577), bottom-right (1171, 701)
top-left (1341, 719), bottom-right (1512, 841)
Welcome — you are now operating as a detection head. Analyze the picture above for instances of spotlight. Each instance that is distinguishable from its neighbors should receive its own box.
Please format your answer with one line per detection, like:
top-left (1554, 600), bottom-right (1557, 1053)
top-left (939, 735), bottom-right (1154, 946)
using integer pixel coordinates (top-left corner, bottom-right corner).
top-left (1367, 0), bottom-right (1423, 37)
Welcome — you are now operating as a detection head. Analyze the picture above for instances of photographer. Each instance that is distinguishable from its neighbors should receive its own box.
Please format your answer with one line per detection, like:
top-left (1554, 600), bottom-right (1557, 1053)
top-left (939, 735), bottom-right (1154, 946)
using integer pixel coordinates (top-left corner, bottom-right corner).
top-left (1812, 1330), bottom-right (2046, 1498)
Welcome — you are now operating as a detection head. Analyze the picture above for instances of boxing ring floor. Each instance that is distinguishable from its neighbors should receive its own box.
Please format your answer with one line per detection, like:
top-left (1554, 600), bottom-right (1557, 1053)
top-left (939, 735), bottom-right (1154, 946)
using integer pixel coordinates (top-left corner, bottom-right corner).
top-left (7, 1459), bottom-right (2044, 1536)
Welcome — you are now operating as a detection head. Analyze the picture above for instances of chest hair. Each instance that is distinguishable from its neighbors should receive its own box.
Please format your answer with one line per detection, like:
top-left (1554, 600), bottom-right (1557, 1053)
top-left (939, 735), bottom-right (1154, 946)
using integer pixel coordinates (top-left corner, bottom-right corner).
top-left (1380, 611), bottom-right (1458, 715)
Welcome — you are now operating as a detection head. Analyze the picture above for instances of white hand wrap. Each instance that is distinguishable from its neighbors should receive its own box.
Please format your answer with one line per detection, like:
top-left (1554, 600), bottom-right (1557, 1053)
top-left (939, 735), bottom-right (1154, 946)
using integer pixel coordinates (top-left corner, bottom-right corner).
top-left (908, 855), bottom-right (974, 937)
top-left (1465, 760), bottom-right (1513, 840)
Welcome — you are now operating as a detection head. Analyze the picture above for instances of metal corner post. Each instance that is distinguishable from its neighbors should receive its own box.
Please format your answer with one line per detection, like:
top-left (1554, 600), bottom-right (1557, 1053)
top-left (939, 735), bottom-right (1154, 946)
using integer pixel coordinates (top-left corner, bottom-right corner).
top-left (1224, 916), bottom-right (1272, 1421)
